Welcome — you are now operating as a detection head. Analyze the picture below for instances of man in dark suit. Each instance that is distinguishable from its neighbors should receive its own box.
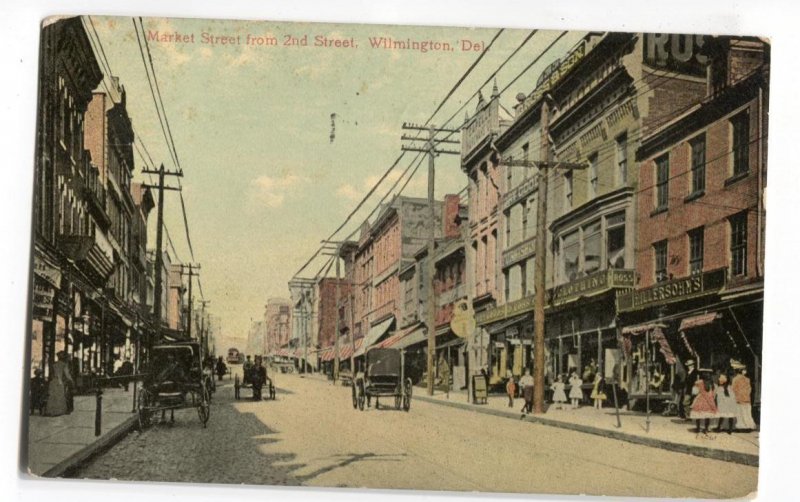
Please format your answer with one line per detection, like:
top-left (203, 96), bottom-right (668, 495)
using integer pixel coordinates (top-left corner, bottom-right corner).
top-left (679, 359), bottom-right (697, 419)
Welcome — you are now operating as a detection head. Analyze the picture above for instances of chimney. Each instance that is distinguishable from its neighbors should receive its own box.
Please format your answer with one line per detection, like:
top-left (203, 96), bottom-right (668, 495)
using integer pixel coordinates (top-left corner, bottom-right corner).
top-left (443, 194), bottom-right (461, 239)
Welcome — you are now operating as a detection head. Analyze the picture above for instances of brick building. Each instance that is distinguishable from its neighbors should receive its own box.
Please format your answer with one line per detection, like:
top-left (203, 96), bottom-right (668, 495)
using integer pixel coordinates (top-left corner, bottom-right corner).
top-left (618, 37), bottom-right (768, 407)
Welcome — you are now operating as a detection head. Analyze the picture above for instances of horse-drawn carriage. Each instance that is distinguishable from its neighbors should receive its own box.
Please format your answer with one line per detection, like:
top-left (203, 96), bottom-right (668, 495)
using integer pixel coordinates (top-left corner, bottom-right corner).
top-left (137, 341), bottom-right (211, 428)
top-left (234, 356), bottom-right (276, 400)
top-left (352, 347), bottom-right (412, 411)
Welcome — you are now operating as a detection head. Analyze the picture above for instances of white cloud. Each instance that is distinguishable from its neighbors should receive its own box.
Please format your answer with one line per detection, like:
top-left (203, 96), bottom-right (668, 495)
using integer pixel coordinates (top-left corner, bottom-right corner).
top-left (251, 174), bottom-right (308, 208)
top-left (336, 183), bottom-right (361, 202)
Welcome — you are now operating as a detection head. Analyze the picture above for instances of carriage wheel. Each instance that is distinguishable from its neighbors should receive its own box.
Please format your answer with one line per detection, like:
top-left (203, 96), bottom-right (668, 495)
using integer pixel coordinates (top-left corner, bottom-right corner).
top-left (395, 394), bottom-right (402, 410)
top-left (351, 384), bottom-right (358, 409)
top-left (137, 388), bottom-right (152, 429)
top-left (357, 383), bottom-right (366, 411)
top-left (403, 378), bottom-right (412, 412)
top-left (197, 384), bottom-right (211, 427)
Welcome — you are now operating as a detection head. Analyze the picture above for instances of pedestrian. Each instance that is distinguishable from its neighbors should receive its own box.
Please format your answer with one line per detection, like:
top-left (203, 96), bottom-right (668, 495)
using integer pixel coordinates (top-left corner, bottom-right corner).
top-left (118, 358), bottom-right (134, 391)
top-left (551, 374), bottom-right (567, 410)
top-left (506, 375), bottom-right (516, 408)
top-left (690, 370), bottom-right (717, 434)
top-left (216, 356), bottom-right (227, 381)
top-left (519, 368), bottom-right (534, 418)
top-left (252, 357), bottom-right (267, 401)
top-left (679, 359), bottom-right (697, 419)
top-left (590, 373), bottom-right (606, 409)
top-left (714, 373), bottom-right (737, 434)
top-left (568, 372), bottom-right (583, 409)
top-left (30, 368), bottom-right (47, 415)
top-left (243, 355), bottom-right (253, 384)
top-left (731, 360), bottom-right (757, 431)
top-left (45, 351), bottom-right (74, 416)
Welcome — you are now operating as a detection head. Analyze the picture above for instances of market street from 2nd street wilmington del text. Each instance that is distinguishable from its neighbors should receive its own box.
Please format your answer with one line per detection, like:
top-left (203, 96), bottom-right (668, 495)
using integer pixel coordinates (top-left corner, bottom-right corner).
top-left (75, 366), bottom-right (757, 499)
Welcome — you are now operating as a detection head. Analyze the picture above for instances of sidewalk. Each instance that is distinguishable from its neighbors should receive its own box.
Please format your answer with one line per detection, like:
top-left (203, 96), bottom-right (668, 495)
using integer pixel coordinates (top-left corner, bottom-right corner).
top-left (25, 386), bottom-right (139, 477)
top-left (415, 388), bottom-right (759, 467)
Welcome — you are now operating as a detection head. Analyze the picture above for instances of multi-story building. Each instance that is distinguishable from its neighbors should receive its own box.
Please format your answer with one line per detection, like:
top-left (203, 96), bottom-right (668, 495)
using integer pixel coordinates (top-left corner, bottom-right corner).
top-left (312, 278), bottom-right (350, 373)
top-left (390, 195), bottom-right (467, 385)
top-left (351, 195), bottom-right (445, 359)
top-left (31, 17), bottom-right (104, 377)
top-left (84, 75), bottom-right (138, 368)
top-left (460, 85), bottom-right (512, 375)
top-left (263, 298), bottom-right (292, 356)
top-left (618, 37), bottom-right (768, 406)
top-left (167, 263), bottom-right (186, 333)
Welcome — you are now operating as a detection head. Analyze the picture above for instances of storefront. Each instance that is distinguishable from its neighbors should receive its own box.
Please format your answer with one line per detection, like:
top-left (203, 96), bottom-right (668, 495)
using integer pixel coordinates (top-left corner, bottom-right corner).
top-left (616, 268), bottom-right (761, 409)
top-left (544, 268), bottom-right (635, 391)
top-left (476, 295), bottom-right (535, 386)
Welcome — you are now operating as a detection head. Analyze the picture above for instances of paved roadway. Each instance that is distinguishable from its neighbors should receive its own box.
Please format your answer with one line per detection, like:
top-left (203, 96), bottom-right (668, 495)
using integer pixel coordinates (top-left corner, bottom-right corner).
top-left (75, 367), bottom-right (757, 498)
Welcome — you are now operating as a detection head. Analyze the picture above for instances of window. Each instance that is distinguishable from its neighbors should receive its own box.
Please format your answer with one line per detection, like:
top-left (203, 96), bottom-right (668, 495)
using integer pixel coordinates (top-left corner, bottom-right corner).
top-left (654, 240), bottom-right (668, 283)
top-left (655, 154), bottom-right (669, 210)
top-left (616, 133), bottom-right (628, 187)
top-left (520, 262), bottom-right (527, 298)
top-left (730, 212), bottom-right (748, 276)
top-left (563, 230), bottom-right (580, 282)
top-left (521, 201), bottom-right (528, 240)
top-left (583, 220), bottom-right (602, 274)
top-left (731, 111), bottom-right (750, 176)
top-left (689, 227), bottom-right (704, 275)
top-left (588, 153), bottom-right (598, 199)
top-left (606, 212), bottom-right (626, 269)
top-left (687, 135), bottom-right (706, 196)
top-left (504, 270), bottom-right (510, 301)
top-left (564, 172), bottom-right (573, 208)
top-left (504, 210), bottom-right (511, 246)
top-left (506, 157), bottom-right (513, 190)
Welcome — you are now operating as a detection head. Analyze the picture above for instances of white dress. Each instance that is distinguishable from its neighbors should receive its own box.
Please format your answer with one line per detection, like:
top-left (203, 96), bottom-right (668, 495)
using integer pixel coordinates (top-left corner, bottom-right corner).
top-left (552, 382), bottom-right (567, 403)
top-left (568, 377), bottom-right (583, 399)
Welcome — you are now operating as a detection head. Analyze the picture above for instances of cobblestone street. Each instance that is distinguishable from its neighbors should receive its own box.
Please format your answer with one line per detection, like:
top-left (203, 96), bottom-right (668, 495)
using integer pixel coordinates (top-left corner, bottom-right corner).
top-left (75, 368), bottom-right (758, 498)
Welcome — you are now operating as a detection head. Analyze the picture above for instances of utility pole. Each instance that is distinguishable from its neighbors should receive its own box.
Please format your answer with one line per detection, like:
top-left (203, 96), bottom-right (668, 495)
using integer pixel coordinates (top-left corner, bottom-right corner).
top-left (500, 97), bottom-right (586, 414)
top-left (199, 300), bottom-right (211, 357)
top-left (141, 163), bottom-right (182, 353)
top-left (401, 122), bottom-right (460, 396)
top-left (180, 263), bottom-right (200, 339)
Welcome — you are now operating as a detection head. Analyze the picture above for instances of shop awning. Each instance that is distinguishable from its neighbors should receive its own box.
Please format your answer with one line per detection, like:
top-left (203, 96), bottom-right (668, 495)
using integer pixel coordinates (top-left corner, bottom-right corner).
top-left (679, 312), bottom-right (720, 331)
top-left (437, 337), bottom-right (466, 350)
top-left (341, 338), bottom-right (363, 359)
top-left (376, 322), bottom-right (420, 349)
top-left (621, 323), bottom-right (666, 335)
top-left (319, 347), bottom-right (334, 362)
top-left (487, 314), bottom-right (531, 335)
top-left (355, 317), bottom-right (395, 356)
top-left (394, 325), bottom-right (429, 349)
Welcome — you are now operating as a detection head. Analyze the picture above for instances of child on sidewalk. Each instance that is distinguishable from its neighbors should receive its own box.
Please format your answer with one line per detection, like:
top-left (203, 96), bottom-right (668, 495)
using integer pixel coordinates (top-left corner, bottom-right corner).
top-left (551, 375), bottom-right (567, 410)
top-left (590, 373), bottom-right (607, 409)
top-left (568, 372), bottom-right (583, 409)
top-left (506, 376), bottom-right (516, 408)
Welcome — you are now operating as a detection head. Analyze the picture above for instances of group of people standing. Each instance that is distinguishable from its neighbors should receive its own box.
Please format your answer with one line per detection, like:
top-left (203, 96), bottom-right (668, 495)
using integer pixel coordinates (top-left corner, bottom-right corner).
top-left (507, 368), bottom-right (599, 417)
top-left (683, 358), bottom-right (757, 434)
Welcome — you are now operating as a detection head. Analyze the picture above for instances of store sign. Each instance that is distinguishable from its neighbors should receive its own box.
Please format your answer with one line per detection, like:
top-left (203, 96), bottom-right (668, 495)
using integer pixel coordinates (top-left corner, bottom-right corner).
top-left (616, 269), bottom-right (726, 312)
top-left (462, 100), bottom-right (498, 157)
top-left (33, 256), bottom-right (61, 288)
top-left (548, 268), bottom-right (635, 307)
top-left (32, 282), bottom-right (55, 321)
top-left (643, 33), bottom-right (709, 77)
top-left (502, 237), bottom-right (536, 268)
top-left (476, 295), bottom-right (536, 326)
top-left (519, 41), bottom-right (587, 115)
top-left (501, 175), bottom-right (538, 212)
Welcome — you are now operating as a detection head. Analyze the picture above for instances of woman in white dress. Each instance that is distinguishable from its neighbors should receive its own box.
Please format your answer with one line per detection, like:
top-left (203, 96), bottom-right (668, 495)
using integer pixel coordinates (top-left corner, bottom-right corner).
top-left (551, 375), bottom-right (567, 410)
top-left (714, 373), bottom-right (738, 434)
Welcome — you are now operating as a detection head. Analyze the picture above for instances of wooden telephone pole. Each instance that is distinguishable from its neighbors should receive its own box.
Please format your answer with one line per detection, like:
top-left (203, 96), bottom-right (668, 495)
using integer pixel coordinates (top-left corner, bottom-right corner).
top-left (401, 123), bottom-right (460, 396)
top-left (180, 263), bottom-right (200, 339)
top-left (141, 163), bottom-right (182, 352)
top-left (500, 99), bottom-right (587, 414)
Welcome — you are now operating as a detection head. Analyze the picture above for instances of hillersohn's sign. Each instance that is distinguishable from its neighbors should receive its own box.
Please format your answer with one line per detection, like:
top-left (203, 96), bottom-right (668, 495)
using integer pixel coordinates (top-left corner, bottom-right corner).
top-left (643, 33), bottom-right (709, 77)
top-left (616, 269), bottom-right (726, 312)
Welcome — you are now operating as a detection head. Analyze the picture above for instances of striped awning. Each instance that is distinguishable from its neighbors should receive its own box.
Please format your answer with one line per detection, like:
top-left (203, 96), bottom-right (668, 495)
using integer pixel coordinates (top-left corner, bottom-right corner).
top-left (679, 312), bottom-right (720, 331)
top-left (379, 322), bottom-right (423, 349)
top-left (319, 347), bottom-right (335, 362)
top-left (339, 338), bottom-right (363, 359)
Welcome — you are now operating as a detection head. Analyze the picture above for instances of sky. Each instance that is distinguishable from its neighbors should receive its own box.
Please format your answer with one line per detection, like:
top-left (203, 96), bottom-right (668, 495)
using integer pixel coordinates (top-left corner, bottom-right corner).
top-left (90, 15), bottom-right (584, 345)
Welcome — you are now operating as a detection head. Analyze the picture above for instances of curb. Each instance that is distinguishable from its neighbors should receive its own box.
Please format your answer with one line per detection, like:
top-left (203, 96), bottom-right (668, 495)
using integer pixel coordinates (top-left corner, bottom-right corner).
top-left (415, 395), bottom-right (759, 467)
top-left (41, 415), bottom-right (139, 478)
